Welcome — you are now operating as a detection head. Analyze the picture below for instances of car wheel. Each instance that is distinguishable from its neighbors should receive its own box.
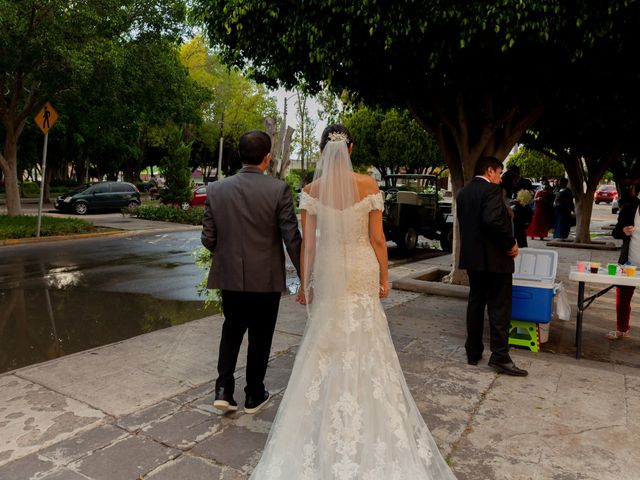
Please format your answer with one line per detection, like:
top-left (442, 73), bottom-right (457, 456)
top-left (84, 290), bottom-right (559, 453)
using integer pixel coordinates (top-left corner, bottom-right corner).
top-left (127, 201), bottom-right (139, 209)
top-left (613, 208), bottom-right (619, 214)
top-left (595, 201), bottom-right (600, 204)
top-left (440, 227), bottom-right (453, 252)
top-left (397, 227), bottom-right (418, 252)
top-left (74, 202), bottom-right (88, 215)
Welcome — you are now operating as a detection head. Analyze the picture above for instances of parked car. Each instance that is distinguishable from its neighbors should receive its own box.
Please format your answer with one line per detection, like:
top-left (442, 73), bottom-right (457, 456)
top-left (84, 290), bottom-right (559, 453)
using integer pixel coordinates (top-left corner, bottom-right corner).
top-left (54, 181), bottom-right (140, 215)
top-left (594, 185), bottom-right (618, 204)
top-left (381, 174), bottom-right (453, 252)
top-left (612, 197), bottom-right (619, 214)
top-left (182, 185), bottom-right (208, 210)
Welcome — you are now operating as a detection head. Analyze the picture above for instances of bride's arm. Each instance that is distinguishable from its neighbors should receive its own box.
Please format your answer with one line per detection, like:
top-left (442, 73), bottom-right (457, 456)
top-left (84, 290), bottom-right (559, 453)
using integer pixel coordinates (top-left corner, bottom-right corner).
top-left (297, 209), bottom-right (316, 304)
top-left (369, 203), bottom-right (390, 298)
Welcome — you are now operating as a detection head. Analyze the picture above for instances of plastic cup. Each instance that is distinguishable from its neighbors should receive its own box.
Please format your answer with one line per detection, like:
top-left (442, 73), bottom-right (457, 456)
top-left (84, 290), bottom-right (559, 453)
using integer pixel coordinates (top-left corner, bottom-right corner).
top-left (590, 262), bottom-right (600, 274)
top-left (608, 263), bottom-right (618, 275)
top-left (626, 265), bottom-right (636, 277)
top-left (577, 261), bottom-right (586, 273)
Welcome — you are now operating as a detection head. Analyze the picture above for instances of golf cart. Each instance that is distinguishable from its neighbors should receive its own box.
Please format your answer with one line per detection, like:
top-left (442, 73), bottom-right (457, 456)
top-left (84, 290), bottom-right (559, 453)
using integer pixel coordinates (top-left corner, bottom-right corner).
top-left (381, 174), bottom-right (453, 252)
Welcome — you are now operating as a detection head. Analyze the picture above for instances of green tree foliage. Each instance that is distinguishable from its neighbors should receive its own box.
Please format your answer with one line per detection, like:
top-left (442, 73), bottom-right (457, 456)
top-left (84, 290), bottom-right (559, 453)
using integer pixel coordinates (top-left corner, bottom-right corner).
top-left (160, 128), bottom-right (193, 206)
top-left (179, 36), bottom-right (278, 176)
top-left (506, 147), bottom-right (565, 179)
top-left (193, 1), bottom-right (637, 189)
top-left (345, 107), bottom-right (443, 182)
top-left (0, 0), bottom-right (189, 216)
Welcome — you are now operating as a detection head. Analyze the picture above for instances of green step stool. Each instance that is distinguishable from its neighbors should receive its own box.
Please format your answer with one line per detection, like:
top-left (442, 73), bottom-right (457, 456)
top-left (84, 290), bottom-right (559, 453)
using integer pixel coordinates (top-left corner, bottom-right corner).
top-left (508, 320), bottom-right (540, 353)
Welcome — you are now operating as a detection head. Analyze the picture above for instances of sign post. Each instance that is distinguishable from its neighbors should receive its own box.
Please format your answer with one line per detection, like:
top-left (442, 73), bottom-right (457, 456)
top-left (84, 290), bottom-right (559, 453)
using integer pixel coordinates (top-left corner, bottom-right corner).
top-left (34, 102), bottom-right (58, 238)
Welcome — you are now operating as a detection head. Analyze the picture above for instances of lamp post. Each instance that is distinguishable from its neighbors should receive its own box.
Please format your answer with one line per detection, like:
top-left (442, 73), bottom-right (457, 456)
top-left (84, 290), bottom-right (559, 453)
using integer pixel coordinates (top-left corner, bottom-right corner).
top-left (217, 111), bottom-right (224, 180)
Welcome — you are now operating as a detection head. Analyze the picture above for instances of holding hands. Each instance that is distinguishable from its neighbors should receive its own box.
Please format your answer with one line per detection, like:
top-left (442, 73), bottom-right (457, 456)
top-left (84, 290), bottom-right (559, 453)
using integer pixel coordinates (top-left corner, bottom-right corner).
top-left (623, 226), bottom-right (635, 236)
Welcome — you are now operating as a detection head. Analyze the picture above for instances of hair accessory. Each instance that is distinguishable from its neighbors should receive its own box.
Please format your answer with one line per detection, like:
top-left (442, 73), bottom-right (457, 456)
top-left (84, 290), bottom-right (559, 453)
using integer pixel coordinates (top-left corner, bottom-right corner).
top-left (327, 132), bottom-right (349, 143)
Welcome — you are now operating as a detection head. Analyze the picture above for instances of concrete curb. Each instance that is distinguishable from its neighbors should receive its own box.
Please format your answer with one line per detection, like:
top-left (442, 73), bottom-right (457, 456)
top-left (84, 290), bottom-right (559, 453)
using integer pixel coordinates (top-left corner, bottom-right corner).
top-left (393, 266), bottom-right (470, 299)
top-left (546, 239), bottom-right (619, 250)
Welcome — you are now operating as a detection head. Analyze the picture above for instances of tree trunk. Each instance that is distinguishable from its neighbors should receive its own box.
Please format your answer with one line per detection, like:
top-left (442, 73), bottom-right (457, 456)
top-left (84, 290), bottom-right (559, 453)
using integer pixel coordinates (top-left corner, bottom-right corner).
top-left (558, 148), bottom-right (619, 244)
top-left (0, 136), bottom-right (22, 217)
top-left (409, 95), bottom-right (543, 284)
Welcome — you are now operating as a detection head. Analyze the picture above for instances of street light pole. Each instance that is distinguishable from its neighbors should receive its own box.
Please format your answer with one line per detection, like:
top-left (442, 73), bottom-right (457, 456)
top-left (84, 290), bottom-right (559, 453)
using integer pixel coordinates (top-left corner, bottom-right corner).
top-left (217, 111), bottom-right (224, 180)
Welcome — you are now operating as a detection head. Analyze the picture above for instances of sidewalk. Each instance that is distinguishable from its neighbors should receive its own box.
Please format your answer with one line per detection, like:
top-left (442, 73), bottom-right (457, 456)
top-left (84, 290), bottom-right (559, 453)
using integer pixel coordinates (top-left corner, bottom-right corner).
top-left (1, 244), bottom-right (639, 479)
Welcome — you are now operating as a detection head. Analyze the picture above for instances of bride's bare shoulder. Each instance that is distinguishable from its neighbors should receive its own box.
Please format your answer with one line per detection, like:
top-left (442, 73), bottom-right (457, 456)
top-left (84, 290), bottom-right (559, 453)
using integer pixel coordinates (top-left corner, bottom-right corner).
top-left (354, 173), bottom-right (380, 196)
top-left (303, 181), bottom-right (319, 195)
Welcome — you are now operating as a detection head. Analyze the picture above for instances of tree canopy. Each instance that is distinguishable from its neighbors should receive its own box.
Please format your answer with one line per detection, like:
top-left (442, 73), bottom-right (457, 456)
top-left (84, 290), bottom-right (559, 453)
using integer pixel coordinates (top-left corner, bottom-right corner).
top-left (345, 107), bottom-right (443, 181)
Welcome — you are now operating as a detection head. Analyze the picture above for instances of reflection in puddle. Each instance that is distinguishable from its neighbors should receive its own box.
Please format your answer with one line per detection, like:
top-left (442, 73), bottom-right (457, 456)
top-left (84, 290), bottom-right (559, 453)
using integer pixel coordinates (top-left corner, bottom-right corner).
top-left (45, 267), bottom-right (85, 289)
top-left (0, 286), bottom-right (219, 374)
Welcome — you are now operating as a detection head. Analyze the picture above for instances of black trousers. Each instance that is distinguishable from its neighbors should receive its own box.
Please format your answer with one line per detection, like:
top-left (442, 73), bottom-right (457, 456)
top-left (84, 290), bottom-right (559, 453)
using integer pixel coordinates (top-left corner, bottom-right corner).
top-left (216, 290), bottom-right (281, 398)
top-left (465, 271), bottom-right (512, 364)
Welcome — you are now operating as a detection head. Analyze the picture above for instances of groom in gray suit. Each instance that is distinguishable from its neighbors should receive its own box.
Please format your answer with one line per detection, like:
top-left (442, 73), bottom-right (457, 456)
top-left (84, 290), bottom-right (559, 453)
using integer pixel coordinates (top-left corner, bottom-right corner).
top-left (201, 130), bottom-right (302, 414)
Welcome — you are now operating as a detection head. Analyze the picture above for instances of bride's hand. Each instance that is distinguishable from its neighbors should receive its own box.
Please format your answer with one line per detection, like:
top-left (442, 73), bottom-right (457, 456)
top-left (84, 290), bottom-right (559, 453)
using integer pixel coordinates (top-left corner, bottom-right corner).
top-left (379, 281), bottom-right (390, 298)
top-left (296, 287), bottom-right (310, 305)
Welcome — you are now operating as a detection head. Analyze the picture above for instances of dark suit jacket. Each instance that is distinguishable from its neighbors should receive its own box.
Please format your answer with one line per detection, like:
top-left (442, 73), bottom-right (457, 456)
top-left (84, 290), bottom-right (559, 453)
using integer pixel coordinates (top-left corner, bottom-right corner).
top-left (612, 196), bottom-right (640, 265)
top-left (201, 167), bottom-right (302, 292)
top-left (456, 177), bottom-right (516, 273)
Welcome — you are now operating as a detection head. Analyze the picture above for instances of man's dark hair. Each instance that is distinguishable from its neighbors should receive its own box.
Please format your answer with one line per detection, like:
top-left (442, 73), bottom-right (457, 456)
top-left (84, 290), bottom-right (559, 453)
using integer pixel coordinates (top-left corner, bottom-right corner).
top-left (320, 124), bottom-right (352, 150)
top-left (239, 130), bottom-right (271, 165)
top-left (474, 156), bottom-right (504, 176)
top-left (558, 177), bottom-right (569, 187)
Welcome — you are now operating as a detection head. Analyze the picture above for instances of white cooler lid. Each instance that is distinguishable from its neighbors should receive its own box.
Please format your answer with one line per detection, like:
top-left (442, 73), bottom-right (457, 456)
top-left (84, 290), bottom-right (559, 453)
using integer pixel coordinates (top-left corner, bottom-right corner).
top-left (513, 248), bottom-right (558, 283)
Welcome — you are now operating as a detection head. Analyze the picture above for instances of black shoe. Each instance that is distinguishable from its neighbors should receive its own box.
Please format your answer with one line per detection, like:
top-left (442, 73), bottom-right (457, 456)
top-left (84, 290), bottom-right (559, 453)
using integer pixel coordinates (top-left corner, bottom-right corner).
top-left (488, 360), bottom-right (528, 377)
top-left (213, 388), bottom-right (238, 412)
top-left (245, 391), bottom-right (270, 414)
top-left (467, 355), bottom-right (482, 365)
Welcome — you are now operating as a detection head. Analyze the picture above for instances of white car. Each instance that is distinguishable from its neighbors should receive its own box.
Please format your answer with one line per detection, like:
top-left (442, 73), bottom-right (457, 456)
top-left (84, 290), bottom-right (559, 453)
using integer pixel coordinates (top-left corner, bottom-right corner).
top-left (612, 197), bottom-right (619, 214)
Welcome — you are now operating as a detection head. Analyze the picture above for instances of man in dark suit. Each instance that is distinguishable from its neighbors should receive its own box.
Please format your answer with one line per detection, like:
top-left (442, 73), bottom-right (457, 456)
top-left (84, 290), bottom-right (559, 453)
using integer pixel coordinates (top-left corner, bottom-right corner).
top-left (456, 156), bottom-right (528, 376)
top-left (202, 130), bottom-right (302, 413)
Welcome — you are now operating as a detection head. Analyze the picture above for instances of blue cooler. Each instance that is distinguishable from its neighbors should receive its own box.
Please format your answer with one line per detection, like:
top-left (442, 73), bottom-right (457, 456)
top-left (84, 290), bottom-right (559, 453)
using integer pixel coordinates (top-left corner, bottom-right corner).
top-left (511, 248), bottom-right (558, 324)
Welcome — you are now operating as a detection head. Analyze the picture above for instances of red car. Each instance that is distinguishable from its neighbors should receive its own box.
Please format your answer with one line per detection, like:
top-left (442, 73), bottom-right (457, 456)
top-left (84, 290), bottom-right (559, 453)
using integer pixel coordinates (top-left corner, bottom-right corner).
top-left (594, 185), bottom-right (618, 204)
top-left (181, 185), bottom-right (208, 209)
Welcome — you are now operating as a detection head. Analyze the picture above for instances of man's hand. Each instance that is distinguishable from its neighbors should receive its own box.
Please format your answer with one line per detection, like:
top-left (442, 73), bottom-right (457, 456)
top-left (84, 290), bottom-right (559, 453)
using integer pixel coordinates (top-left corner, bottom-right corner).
top-left (507, 243), bottom-right (519, 258)
top-left (623, 226), bottom-right (635, 236)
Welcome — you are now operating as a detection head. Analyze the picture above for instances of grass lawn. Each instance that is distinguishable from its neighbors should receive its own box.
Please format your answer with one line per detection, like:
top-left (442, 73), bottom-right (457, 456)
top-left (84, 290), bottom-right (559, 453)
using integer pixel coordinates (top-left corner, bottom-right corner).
top-left (0, 215), bottom-right (97, 240)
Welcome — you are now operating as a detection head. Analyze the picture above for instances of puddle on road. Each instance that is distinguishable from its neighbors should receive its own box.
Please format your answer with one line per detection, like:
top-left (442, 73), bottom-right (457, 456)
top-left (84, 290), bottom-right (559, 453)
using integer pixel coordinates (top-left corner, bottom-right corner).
top-left (0, 287), bottom-right (219, 374)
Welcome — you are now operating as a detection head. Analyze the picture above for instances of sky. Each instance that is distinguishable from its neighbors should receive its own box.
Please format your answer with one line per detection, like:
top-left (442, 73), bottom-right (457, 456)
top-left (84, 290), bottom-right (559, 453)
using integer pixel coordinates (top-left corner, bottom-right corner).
top-left (271, 87), bottom-right (327, 143)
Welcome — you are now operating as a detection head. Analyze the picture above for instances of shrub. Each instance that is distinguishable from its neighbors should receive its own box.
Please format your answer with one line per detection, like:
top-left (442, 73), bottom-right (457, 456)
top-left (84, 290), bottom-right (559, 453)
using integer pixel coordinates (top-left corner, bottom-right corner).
top-left (124, 204), bottom-right (204, 225)
top-left (0, 215), bottom-right (94, 240)
top-left (20, 182), bottom-right (40, 197)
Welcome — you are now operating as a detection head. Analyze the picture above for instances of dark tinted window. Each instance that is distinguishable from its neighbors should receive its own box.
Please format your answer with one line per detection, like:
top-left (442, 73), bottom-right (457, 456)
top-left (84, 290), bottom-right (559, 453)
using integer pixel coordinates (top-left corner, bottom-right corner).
top-left (111, 183), bottom-right (135, 193)
top-left (93, 183), bottom-right (110, 194)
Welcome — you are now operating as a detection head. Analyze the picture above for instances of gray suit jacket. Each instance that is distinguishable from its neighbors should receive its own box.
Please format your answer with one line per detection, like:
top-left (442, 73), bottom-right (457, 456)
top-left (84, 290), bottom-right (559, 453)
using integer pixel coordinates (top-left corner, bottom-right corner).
top-left (201, 167), bottom-right (302, 292)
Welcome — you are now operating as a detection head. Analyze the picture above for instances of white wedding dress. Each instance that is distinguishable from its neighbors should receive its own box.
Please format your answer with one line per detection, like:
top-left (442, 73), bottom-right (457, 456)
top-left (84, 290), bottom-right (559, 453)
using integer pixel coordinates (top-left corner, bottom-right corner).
top-left (249, 190), bottom-right (457, 480)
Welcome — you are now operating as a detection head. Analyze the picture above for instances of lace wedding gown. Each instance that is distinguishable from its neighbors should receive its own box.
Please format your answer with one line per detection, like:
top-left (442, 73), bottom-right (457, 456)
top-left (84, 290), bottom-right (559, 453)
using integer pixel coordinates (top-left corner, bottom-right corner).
top-left (250, 192), bottom-right (457, 480)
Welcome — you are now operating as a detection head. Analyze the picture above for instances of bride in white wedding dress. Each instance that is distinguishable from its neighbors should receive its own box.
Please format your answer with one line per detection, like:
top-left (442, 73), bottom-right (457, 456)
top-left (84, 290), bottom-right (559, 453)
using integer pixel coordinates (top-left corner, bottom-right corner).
top-left (250, 124), bottom-right (457, 479)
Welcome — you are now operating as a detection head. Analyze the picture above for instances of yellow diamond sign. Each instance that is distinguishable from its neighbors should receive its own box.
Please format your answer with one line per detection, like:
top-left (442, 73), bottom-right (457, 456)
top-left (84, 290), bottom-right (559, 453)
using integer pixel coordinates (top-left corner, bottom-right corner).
top-left (35, 102), bottom-right (58, 134)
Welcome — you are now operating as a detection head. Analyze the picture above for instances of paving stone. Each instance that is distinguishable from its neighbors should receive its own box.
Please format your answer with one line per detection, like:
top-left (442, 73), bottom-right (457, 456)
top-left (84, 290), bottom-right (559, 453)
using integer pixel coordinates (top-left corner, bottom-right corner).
top-left (0, 451), bottom-right (56, 480)
top-left (115, 401), bottom-right (180, 432)
top-left (0, 375), bottom-right (104, 467)
top-left (40, 424), bottom-right (127, 465)
top-left (142, 408), bottom-right (220, 450)
top-left (191, 425), bottom-right (267, 471)
top-left (73, 435), bottom-right (179, 480)
top-left (145, 455), bottom-right (222, 479)
top-left (40, 468), bottom-right (91, 479)
top-left (170, 381), bottom-right (216, 406)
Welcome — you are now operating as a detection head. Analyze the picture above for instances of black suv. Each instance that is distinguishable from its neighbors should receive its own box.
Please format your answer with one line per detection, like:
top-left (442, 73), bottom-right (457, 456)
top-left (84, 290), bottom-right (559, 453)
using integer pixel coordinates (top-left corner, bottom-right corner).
top-left (54, 181), bottom-right (140, 215)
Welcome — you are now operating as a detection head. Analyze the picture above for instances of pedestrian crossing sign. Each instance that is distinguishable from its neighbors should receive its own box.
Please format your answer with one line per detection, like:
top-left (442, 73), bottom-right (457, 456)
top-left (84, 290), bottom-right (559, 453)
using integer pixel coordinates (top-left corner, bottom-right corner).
top-left (35, 102), bottom-right (58, 134)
